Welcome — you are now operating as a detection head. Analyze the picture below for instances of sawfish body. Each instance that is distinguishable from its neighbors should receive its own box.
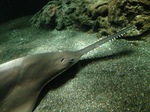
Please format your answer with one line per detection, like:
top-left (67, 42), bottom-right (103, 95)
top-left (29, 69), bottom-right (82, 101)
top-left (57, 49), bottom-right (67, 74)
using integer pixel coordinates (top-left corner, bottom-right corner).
top-left (0, 25), bottom-right (136, 112)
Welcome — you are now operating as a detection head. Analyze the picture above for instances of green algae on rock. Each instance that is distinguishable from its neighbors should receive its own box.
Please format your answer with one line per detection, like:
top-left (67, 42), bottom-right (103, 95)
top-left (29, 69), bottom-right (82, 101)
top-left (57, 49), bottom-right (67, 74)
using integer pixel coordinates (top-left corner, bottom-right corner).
top-left (30, 0), bottom-right (150, 39)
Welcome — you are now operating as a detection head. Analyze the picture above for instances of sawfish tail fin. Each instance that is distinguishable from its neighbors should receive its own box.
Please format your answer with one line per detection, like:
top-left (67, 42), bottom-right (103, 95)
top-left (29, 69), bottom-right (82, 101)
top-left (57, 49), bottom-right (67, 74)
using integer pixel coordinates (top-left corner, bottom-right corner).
top-left (78, 25), bottom-right (137, 55)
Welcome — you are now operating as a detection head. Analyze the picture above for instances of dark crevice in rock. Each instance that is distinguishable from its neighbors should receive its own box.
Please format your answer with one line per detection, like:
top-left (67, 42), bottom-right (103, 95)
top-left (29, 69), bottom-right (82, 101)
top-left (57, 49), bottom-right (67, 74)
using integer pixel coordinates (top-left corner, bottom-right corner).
top-left (126, 12), bottom-right (136, 21)
top-left (129, 1), bottom-right (139, 6)
top-left (135, 23), bottom-right (143, 30)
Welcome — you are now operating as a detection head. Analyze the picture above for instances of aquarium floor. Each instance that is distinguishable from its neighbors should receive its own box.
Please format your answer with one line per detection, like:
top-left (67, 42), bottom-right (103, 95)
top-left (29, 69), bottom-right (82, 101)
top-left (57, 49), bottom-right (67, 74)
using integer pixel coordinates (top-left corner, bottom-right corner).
top-left (0, 16), bottom-right (150, 112)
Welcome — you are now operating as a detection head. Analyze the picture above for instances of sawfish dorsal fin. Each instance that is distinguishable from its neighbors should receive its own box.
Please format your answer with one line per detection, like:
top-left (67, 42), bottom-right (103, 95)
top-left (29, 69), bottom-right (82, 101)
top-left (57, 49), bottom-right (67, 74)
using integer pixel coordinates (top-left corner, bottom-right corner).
top-left (78, 25), bottom-right (136, 56)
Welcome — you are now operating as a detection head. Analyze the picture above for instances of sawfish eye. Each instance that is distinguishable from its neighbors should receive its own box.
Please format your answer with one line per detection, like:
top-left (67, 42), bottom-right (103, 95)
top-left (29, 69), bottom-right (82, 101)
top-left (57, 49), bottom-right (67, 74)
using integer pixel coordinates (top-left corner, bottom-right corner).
top-left (61, 58), bottom-right (66, 62)
top-left (69, 59), bottom-right (74, 62)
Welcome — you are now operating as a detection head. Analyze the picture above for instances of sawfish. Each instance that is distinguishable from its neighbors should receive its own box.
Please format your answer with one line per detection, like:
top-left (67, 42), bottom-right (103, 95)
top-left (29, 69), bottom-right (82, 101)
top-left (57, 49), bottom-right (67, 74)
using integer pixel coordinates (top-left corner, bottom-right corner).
top-left (0, 25), bottom-right (136, 112)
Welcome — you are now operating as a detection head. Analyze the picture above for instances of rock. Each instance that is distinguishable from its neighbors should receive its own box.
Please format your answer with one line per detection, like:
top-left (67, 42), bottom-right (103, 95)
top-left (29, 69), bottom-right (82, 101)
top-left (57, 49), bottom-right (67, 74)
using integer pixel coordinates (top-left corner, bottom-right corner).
top-left (30, 0), bottom-right (150, 39)
top-left (107, 0), bottom-right (150, 37)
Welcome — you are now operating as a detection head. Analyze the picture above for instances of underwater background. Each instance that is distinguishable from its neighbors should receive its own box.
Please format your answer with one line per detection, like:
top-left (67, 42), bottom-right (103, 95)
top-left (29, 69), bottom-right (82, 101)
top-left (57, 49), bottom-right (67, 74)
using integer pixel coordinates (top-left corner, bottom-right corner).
top-left (0, 0), bottom-right (150, 112)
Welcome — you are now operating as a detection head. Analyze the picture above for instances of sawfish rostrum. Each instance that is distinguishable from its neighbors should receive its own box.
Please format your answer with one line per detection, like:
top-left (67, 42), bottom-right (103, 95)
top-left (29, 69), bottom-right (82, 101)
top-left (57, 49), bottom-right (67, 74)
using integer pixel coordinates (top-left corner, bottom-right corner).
top-left (0, 25), bottom-right (136, 112)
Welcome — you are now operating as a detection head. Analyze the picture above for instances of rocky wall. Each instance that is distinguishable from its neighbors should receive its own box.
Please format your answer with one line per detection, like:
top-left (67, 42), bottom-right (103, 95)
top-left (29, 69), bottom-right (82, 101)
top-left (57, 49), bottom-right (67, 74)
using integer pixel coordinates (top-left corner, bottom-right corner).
top-left (30, 0), bottom-right (150, 39)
